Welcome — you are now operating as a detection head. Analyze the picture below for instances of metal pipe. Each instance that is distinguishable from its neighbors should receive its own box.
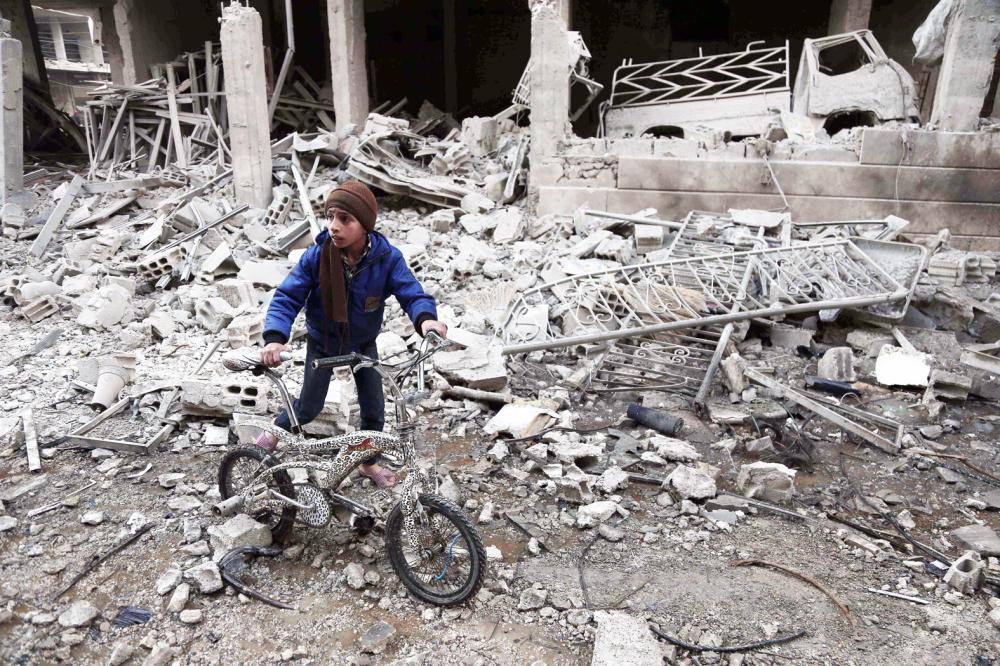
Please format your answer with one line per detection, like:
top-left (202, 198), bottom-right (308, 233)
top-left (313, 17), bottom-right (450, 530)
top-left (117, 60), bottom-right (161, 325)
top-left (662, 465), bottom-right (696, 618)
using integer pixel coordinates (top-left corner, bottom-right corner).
top-left (581, 208), bottom-right (684, 230)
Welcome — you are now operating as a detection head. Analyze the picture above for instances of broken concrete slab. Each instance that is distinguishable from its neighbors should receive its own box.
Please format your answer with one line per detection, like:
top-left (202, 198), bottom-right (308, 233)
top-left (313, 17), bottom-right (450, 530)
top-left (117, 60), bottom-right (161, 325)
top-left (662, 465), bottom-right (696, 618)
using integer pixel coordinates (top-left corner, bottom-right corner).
top-left (951, 524), bottom-right (1000, 557)
top-left (591, 611), bottom-right (663, 666)
top-left (875, 345), bottom-right (931, 387)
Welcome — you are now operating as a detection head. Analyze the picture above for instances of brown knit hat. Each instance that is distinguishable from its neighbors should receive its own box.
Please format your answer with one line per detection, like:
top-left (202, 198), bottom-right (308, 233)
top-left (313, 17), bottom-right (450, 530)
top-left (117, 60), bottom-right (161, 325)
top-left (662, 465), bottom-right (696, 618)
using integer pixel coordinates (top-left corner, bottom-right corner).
top-left (324, 180), bottom-right (378, 232)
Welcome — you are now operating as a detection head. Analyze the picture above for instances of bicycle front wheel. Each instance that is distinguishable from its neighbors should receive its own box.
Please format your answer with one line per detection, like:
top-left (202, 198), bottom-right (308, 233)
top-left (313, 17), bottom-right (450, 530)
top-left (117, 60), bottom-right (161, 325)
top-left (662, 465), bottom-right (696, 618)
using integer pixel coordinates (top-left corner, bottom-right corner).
top-left (385, 493), bottom-right (486, 606)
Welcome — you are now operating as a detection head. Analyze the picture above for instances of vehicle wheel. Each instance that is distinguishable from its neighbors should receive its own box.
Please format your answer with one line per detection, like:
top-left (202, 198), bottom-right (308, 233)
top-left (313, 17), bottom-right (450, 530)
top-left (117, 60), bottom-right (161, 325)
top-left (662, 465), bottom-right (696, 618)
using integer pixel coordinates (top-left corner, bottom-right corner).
top-left (385, 493), bottom-right (486, 606)
top-left (218, 446), bottom-right (296, 542)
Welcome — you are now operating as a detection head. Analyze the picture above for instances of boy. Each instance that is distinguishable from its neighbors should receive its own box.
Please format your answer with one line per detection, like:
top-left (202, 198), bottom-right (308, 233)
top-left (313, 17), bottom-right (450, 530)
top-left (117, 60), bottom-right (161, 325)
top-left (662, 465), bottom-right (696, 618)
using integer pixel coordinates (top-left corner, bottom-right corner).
top-left (257, 180), bottom-right (448, 488)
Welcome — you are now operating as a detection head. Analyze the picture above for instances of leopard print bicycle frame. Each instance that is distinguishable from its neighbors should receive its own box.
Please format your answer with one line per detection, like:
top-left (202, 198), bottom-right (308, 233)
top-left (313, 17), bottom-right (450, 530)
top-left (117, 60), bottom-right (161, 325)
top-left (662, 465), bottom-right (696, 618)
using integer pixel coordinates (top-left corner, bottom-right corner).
top-left (235, 420), bottom-right (426, 553)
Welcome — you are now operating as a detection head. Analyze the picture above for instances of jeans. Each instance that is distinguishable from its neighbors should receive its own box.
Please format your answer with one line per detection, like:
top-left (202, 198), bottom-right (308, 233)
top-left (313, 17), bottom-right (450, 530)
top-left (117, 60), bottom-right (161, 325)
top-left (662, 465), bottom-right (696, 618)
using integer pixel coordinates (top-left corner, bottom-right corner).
top-left (274, 336), bottom-right (384, 462)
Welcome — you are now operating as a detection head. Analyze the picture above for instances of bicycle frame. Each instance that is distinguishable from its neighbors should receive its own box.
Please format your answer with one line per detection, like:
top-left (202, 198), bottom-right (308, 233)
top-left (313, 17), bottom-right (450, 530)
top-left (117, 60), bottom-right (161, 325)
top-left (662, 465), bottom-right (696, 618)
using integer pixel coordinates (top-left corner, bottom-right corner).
top-left (231, 335), bottom-right (449, 550)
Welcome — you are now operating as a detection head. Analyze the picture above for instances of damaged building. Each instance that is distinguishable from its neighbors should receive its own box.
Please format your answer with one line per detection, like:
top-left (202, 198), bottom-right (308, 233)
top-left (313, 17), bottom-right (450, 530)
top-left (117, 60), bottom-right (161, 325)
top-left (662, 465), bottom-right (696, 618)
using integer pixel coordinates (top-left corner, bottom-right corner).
top-left (1, 0), bottom-right (1000, 664)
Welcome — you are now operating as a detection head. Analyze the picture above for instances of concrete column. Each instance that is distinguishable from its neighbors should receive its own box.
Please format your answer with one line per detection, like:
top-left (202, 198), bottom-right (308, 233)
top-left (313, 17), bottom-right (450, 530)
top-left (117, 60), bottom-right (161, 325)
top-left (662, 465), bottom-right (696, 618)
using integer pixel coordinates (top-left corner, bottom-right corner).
top-left (220, 3), bottom-right (272, 209)
top-left (51, 20), bottom-right (67, 61)
top-left (0, 0), bottom-right (49, 98)
top-left (931, 0), bottom-right (1000, 131)
top-left (827, 0), bottom-right (872, 34)
top-left (0, 20), bottom-right (23, 203)
top-left (443, 0), bottom-right (457, 113)
top-left (98, 3), bottom-right (123, 83)
top-left (558, 0), bottom-right (571, 28)
top-left (528, 3), bottom-right (570, 189)
top-left (327, 0), bottom-right (369, 132)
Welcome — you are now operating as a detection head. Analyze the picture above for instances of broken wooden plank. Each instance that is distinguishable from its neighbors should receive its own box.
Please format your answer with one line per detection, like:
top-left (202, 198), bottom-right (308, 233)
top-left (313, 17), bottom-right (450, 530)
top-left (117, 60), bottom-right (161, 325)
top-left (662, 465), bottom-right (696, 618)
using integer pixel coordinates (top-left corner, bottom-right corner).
top-left (744, 367), bottom-right (900, 454)
top-left (96, 98), bottom-right (127, 164)
top-left (63, 435), bottom-right (152, 455)
top-left (29, 175), bottom-right (85, 257)
top-left (68, 193), bottom-right (139, 229)
top-left (68, 396), bottom-right (131, 437)
top-left (147, 118), bottom-right (166, 173)
top-left (21, 408), bottom-right (40, 472)
top-left (165, 64), bottom-right (188, 168)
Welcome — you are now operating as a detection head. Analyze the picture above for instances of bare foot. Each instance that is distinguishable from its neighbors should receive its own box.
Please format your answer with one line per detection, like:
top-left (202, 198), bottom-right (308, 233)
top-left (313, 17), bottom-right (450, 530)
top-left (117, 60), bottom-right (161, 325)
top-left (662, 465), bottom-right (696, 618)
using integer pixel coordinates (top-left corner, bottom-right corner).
top-left (359, 463), bottom-right (397, 488)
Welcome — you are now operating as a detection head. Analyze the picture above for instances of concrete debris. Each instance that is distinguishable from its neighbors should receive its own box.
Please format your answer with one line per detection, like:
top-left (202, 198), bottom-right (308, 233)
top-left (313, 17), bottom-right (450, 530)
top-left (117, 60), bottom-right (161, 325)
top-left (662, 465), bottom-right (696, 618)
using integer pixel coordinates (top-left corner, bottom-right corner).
top-left (1, 10), bottom-right (999, 665)
top-left (207, 514), bottom-right (272, 560)
top-left (943, 550), bottom-right (985, 594)
top-left (57, 600), bottom-right (99, 628)
top-left (736, 462), bottom-right (797, 503)
top-left (665, 465), bottom-right (717, 500)
top-left (817, 347), bottom-right (856, 382)
top-left (591, 611), bottom-right (663, 666)
top-left (183, 561), bottom-right (224, 594)
top-left (875, 345), bottom-right (932, 387)
top-left (951, 525), bottom-right (1000, 557)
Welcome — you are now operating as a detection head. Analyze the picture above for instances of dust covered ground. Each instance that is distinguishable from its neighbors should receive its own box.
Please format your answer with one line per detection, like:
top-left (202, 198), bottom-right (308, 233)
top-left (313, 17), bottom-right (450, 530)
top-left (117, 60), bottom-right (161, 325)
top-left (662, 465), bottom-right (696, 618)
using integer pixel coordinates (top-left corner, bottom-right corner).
top-left (2, 186), bottom-right (1000, 665)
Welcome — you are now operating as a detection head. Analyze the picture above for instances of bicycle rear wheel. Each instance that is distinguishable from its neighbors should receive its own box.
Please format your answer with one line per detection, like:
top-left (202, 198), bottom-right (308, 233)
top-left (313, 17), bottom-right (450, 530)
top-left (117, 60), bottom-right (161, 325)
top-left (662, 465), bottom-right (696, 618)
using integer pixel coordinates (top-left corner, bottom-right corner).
top-left (385, 493), bottom-right (486, 606)
top-left (218, 446), bottom-right (297, 542)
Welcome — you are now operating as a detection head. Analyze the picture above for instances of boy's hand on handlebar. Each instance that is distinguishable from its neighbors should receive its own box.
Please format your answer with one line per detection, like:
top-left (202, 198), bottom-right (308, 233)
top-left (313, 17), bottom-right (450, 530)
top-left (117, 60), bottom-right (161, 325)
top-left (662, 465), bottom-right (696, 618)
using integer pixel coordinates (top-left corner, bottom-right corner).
top-left (260, 342), bottom-right (287, 367)
top-left (420, 320), bottom-right (448, 339)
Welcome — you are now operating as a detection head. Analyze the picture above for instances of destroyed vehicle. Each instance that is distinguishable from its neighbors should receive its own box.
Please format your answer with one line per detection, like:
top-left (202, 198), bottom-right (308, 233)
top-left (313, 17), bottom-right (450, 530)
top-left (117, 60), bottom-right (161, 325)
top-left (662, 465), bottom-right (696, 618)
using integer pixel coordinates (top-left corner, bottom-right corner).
top-left (793, 30), bottom-right (920, 134)
top-left (601, 30), bottom-right (918, 140)
top-left (599, 41), bottom-right (791, 139)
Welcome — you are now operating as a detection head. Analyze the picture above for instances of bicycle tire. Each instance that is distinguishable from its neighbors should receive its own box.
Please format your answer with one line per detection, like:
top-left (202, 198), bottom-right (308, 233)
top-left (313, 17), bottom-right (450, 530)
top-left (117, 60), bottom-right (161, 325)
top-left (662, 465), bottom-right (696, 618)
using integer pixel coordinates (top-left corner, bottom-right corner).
top-left (218, 446), bottom-right (297, 542)
top-left (385, 493), bottom-right (486, 606)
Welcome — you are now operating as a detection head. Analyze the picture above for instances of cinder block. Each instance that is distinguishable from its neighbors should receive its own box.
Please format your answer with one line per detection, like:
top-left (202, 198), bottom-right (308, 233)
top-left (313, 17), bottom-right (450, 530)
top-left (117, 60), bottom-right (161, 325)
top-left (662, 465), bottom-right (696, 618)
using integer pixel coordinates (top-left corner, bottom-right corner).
top-left (633, 223), bottom-right (664, 254)
top-left (21, 295), bottom-right (60, 323)
top-left (195, 297), bottom-right (238, 333)
top-left (215, 278), bottom-right (258, 312)
top-left (181, 380), bottom-right (269, 416)
top-left (224, 313), bottom-right (264, 349)
top-left (137, 247), bottom-right (188, 282)
top-left (262, 187), bottom-right (294, 226)
top-left (0, 275), bottom-right (26, 307)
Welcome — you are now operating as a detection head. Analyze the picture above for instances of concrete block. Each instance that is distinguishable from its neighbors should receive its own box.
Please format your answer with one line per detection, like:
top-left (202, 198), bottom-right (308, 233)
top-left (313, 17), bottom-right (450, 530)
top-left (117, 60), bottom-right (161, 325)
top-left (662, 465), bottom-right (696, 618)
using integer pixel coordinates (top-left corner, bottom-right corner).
top-left (21, 295), bottom-right (59, 323)
top-left (198, 242), bottom-right (239, 281)
top-left (137, 247), bottom-right (187, 282)
top-left (195, 297), bottom-right (238, 333)
top-left (461, 116), bottom-right (498, 157)
top-left (633, 223), bottom-right (664, 254)
top-left (737, 461), bottom-right (796, 503)
top-left (943, 550), bottom-right (985, 594)
top-left (817, 347), bottom-right (856, 382)
top-left (181, 380), bottom-right (269, 417)
top-left (238, 260), bottom-right (288, 288)
top-left (224, 313), bottom-right (264, 349)
top-left (770, 324), bottom-right (814, 350)
top-left (215, 278), bottom-right (258, 312)
top-left (428, 209), bottom-right (455, 233)
top-left (261, 187), bottom-right (293, 227)
top-left (875, 346), bottom-right (931, 387)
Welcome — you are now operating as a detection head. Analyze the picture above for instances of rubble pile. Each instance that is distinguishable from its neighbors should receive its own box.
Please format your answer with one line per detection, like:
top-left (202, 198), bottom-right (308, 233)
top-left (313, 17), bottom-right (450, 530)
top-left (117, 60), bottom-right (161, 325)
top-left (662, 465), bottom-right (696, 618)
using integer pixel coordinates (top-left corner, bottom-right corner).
top-left (2, 40), bottom-right (1000, 666)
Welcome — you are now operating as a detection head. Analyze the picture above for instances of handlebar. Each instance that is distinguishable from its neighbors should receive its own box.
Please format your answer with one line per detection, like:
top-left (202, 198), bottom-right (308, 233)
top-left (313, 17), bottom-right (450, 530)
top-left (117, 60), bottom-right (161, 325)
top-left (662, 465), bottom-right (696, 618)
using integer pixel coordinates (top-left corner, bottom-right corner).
top-left (312, 352), bottom-right (366, 370)
top-left (312, 331), bottom-right (453, 371)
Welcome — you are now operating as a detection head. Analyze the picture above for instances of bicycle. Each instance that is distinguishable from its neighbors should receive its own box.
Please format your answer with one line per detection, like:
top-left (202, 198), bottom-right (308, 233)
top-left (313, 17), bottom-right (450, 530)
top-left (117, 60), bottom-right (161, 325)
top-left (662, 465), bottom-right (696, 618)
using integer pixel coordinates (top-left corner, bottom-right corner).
top-left (214, 332), bottom-right (486, 607)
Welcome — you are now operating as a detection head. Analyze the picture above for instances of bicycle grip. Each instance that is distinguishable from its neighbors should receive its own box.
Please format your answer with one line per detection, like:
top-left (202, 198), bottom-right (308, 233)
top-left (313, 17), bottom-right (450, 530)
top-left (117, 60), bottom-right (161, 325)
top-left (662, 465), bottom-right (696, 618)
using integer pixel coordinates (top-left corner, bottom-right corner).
top-left (313, 353), bottom-right (358, 369)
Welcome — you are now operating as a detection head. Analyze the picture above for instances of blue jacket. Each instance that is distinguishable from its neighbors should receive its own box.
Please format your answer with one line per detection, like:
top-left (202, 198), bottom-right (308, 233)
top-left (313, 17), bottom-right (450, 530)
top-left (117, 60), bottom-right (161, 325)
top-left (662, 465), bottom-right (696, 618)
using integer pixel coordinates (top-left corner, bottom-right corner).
top-left (263, 230), bottom-right (437, 351)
